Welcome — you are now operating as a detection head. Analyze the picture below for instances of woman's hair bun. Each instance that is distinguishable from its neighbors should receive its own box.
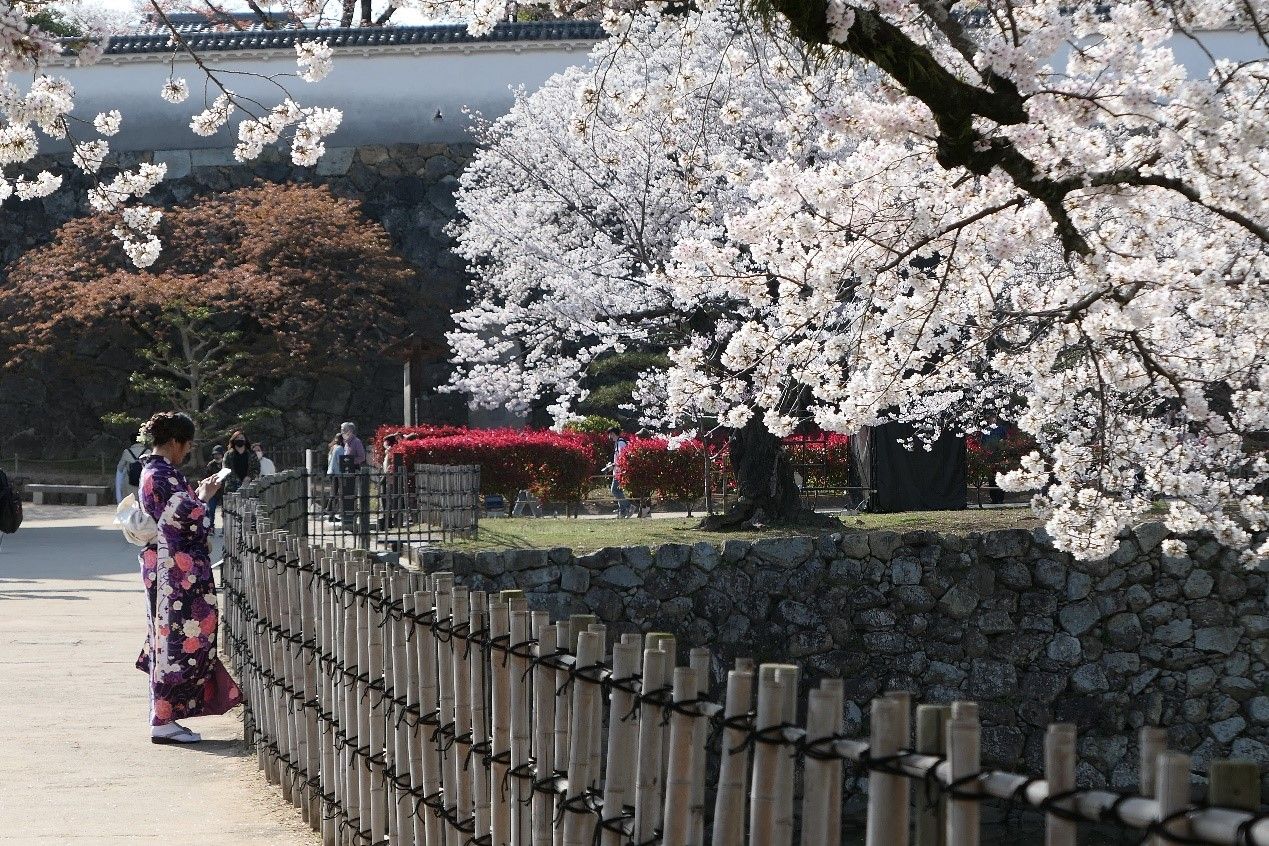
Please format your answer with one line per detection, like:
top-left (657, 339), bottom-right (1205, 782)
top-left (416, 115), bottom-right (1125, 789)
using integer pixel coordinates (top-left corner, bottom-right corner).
top-left (140, 411), bottom-right (196, 447)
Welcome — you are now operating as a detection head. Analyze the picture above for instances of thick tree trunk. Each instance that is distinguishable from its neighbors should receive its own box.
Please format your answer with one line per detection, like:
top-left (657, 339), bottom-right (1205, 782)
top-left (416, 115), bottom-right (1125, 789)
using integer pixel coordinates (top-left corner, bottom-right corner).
top-left (698, 415), bottom-right (836, 530)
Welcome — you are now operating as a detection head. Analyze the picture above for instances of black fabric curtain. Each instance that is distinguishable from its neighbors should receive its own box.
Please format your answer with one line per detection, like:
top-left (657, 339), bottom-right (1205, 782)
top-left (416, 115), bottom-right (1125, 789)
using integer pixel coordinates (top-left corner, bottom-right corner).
top-left (870, 422), bottom-right (967, 512)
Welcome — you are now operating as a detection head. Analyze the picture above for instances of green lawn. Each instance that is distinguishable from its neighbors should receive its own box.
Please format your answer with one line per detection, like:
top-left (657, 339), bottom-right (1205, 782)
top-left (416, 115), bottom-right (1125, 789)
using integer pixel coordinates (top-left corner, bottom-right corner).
top-left (444, 508), bottom-right (1040, 553)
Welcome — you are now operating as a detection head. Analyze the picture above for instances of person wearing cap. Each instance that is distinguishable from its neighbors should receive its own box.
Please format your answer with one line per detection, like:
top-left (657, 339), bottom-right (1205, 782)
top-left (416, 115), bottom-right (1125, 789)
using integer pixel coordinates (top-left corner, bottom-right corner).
top-left (204, 445), bottom-right (226, 535)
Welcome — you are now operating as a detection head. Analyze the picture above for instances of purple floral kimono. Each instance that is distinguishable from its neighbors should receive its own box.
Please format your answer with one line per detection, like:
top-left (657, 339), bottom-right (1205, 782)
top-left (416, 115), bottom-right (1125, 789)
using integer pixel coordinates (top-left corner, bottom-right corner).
top-left (135, 455), bottom-right (241, 725)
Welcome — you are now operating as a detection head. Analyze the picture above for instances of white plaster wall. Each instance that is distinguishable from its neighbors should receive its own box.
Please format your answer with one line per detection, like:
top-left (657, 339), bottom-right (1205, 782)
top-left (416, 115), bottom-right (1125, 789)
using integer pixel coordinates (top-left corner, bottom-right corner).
top-left (48, 43), bottom-right (596, 153)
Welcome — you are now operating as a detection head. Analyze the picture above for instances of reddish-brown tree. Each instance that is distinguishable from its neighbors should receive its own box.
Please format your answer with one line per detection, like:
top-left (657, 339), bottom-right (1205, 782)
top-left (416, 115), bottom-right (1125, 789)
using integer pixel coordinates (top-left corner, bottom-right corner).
top-left (0, 183), bottom-right (421, 445)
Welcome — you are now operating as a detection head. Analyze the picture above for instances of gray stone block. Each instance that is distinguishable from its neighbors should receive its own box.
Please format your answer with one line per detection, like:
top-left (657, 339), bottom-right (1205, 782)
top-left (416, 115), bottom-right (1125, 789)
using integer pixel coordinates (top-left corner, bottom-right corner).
top-left (1210, 715), bottom-right (1247, 743)
top-left (980, 529), bottom-right (1031, 559)
top-left (316, 146), bottom-right (356, 175)
top-left (838, 532), bottom-right (871, 558)
top-left (1034, 559), bottom-right (1067, 591)
top-left (597, 564), bottom-right (642, 588)
top-left (1154, 619), bottom-right (1193, 646)
top-left (690, 542), bottom-right (720, 571)
top-left (1046, 633), bottom-right (1082, 664)
top-left (868, 530), bottom-right (902, 559)
top-left (1058, 600), bottom-right (1101, 636)
top-left (939, 581), bottom-right (980, 620)
top-left (654, 543), bottom-right (691, 570)
top-left (1071, 664), bottom-right (1109, 693)
top-left (1182, 570), bottom-right (1215, 599)
top-left (152, 149), bottom-right (192, 179)
top-left (1194, 626), bottom-right (1241, 654)
top-left (890, 557), bottom-right (922, 585)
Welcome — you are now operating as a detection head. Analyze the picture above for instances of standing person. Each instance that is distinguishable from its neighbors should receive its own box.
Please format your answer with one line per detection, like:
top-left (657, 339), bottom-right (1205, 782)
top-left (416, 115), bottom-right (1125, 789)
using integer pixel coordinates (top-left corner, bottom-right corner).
top-left (252, 443), bottom-right (276, 476)
top-left (326, 433), bottom-right (345, 521)
top-left (134, 411), bottom-right (241, 743)
top-left (203, 445), bottom-right (226, 535)
top-left (115, 438), bottom-right (151, 504)
top-left (220, 431), bottom-right (260, 496)
top-left (338, 423), bottom-right (367, 525)
top-left (340, 422), bottom-right (366, 471)
top-left (603, 426), bottom-right (632, 518)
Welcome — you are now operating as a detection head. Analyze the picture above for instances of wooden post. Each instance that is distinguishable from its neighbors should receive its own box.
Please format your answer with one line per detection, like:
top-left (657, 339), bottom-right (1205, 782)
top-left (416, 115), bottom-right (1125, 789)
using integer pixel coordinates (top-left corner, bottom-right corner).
top-left (774, 665), bottom-right (799, 846)
top-left (451, 588), bottom-right (476, 836)
top-left (914, 705), bottom-right (951, 846)
top-left (1140, 726), bottom-right (1166, 798)
top-left (414, 586), bottom-right (445, 846)
top-left (471, 593), bottom-right (494, 842)
top-left (510, 608), bottom-right (533, 846)
top-left (886, 691), bottom-right (913, 845)
top-left (866, 696), bottom-right (904, 846)
top-left (713, 666), bottom-right (755, 846)
top-left (662, 666), bottom-right (700, 846)
top-left (1209, 759), bottom-right (1260, 811)
top-left (368, 575), bottom-right (389, 845)
top-left (801, 680), bottom-right (844, 846)
top-left (689, 647), bottom-right (711, 846)
top-left (1044, 723), bottom-right (1076, 846)
top-left (318, 550), bottom-right (339, 846)
top-left (600, 640), bottom-right (641, 846)
top-left (1154, 751), bottom-right (1193, 846)
top-left (634, 647), bottom-right (671, 844)
top-left (532, 623), bottom-right (560, 846)
top-left (490, 596), bottom-right (512, 846)
top-left (562, 631), bottom-right (604, 846)
top-left (434, 575), bottom-right (459, 846)
top-left (749, 664), bottom-right (796, 846)
top-left (945, 701), bottom-right (980, 846)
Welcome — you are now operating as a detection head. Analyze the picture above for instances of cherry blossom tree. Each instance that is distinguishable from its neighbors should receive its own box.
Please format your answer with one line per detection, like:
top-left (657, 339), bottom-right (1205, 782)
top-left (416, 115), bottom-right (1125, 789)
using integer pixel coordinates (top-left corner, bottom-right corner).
top-left (451, 5), bottom-right (1268, 557)
top-left (448, 9), bottom-right (856, 526)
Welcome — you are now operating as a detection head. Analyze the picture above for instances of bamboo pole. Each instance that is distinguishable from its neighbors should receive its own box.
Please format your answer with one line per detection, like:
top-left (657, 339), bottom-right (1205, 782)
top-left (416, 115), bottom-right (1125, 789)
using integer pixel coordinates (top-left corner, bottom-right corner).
top-left (1044, 723), bottom-right (1076, 846)
top-left (300, 545), bottom-right (323, 830)
top-left (367, 574), bottom-right (389, 845)
top-left (471, 593), bottom-right (494, 842)
top-left (748, 664), bottom-right (795, 846)
top-left (633, 647), bottom-right (671, 844)
top-left (866, 696), bottom-right (903, 846)
top-left (800, 680), bottom-right (844, 846)
top-left (452, 588), bottom-right (477, 834)
top-left (318, 550), bottom-right (339, 846)
top-left (1209, 760), bottom-right (1259, 811)
top-left (490, 596), bottom-right (512, 846)
top-left (945, 701), bottom-right (980, 846)
top-left (270, 536), bottom-right (295, 801)
top-left (689, 647), bottom-right (711, 846)
top-left (600, 640), bottom-right (641, 846)
top-left (663, 666), bottom-right (701, 846)
top-left (532, 623), bottom-right (560, 846)
top-left (551, 618), bottom-right (575, 846)
top-left (341, 566), bottom-right (363, 844)
top-left (435, 575), bottom-right (459, 846)
top-left (712, 666), bottom-right (755, 846)
top-left (414, 585), bottom-right (445, 846)
top-left (510, 607), bottom-right (533, 846)
top-left (914, 705), bottom-right (950, 846)
top-left (1155, 752), bottom-right (1193, 845)
top-left (355, 571), bottom-right (375, 846)
top-left (562, 631), bottom-right (604, 846)
top-left (775, 665), bottom-right (800, 846)
top-left (388, 575), bottom-right (412, 844)
top-left (885, 691), bottom-right (913, 845)
top-left (587, 623), bottom-right (607, 793)
top-left (1140, 727), bottom-right (1166, 798)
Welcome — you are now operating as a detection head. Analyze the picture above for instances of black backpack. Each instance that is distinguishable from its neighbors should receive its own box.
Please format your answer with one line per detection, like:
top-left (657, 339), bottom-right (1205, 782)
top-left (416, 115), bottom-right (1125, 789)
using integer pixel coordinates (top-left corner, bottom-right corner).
top-left (0, 468), bottom-right (22, 534)
top-left (126, 446), bottom-right (145, 488)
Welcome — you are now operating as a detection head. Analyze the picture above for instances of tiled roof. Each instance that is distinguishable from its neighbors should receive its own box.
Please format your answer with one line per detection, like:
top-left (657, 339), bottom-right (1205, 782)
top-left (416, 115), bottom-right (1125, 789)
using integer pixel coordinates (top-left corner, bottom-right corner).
top-left (98, 20), bottom-right (606, 55)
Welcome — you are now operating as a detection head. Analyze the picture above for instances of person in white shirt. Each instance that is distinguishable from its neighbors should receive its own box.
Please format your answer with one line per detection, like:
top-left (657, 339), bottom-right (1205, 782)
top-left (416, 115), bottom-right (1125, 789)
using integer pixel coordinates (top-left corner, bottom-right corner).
top-left (252, 443), bottom-right (277, 476)
top-left (115, 440), bottom-right (151, 503)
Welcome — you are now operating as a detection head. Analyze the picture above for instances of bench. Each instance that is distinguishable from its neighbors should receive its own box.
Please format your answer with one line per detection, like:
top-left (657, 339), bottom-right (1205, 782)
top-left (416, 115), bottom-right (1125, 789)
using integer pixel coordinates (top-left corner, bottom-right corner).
top-left (26, 484), bottom-right (108, 506)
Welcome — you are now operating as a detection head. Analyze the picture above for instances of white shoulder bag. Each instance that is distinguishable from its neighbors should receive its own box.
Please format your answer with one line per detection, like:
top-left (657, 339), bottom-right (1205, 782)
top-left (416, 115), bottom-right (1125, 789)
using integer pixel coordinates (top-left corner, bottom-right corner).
top-left (115, 494), bottom-right (159, 546)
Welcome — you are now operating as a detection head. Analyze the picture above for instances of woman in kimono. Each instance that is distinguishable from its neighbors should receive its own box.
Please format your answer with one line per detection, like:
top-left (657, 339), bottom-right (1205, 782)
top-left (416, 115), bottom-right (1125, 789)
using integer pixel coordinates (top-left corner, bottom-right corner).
top-left (135, 411), bottom-right (241, 744)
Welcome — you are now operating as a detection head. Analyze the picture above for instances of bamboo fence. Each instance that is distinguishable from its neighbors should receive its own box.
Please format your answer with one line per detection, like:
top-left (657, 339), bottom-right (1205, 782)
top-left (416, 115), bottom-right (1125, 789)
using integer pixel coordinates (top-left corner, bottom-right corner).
top-left (220, 495), bottom-right (1269, 846)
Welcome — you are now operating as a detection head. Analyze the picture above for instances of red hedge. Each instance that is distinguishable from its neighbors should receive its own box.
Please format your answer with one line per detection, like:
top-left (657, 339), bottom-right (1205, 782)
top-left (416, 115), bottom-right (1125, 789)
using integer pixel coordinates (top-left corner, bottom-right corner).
top-left (392, 428), bottom-right (596, 501)
top-left (784, 433), bottom-right (852, 488)
top-left (617, 437), bottom-right (721, 501)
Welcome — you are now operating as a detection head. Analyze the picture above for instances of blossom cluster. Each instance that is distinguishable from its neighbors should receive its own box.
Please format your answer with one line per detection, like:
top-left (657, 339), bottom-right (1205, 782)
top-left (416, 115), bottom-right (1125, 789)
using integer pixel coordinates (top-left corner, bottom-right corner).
top-left (2, 17), bottom-right (341, 267)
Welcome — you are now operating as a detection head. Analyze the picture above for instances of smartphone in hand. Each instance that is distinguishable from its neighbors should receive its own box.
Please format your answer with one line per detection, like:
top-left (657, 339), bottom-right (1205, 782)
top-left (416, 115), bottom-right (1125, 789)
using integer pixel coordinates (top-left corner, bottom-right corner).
top-left (214, 467), bottom-right (234, 485)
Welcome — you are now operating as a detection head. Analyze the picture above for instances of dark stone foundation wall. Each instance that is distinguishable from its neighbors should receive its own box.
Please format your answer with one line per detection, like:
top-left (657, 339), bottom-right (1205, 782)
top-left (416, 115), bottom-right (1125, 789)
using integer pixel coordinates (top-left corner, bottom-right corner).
top-left (0, 143), bottom-right (475, 454)
top-left (413, 524), bottom-right (1269, 798)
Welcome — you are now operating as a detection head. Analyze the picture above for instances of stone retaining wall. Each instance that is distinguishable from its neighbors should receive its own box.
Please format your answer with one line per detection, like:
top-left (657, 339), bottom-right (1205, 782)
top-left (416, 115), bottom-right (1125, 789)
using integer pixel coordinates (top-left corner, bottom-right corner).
top-left (415, 524), bottom-right (1268, 796)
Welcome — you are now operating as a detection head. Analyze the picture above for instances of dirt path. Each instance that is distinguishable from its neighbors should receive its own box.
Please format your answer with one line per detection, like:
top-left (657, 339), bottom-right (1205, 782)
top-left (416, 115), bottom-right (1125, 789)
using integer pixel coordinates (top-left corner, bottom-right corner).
top-left (0, 506), bottom-right (317, 844)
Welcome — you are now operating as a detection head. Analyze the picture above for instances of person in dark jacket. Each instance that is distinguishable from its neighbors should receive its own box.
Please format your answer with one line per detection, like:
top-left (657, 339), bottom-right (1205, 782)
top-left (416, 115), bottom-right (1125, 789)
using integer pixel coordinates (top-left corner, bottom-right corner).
top-left (221, 431), bottom-right (261, 496)
top-left (204, 445), bottom-right (226, 535)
